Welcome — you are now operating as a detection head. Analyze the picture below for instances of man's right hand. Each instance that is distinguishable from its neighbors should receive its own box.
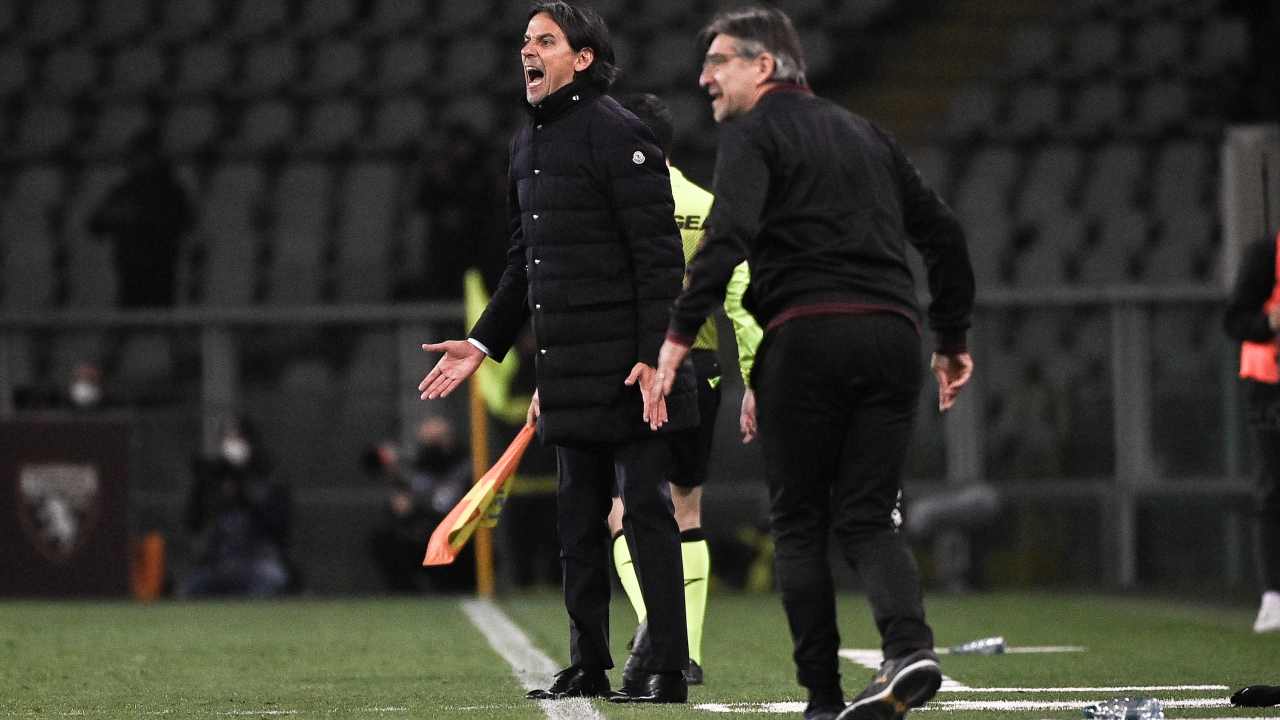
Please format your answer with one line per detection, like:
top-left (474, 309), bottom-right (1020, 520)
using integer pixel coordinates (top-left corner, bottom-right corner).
top-left (931, 351), bottom-right (974, 413)
top-left (418, 340), bottom-right (485, 399)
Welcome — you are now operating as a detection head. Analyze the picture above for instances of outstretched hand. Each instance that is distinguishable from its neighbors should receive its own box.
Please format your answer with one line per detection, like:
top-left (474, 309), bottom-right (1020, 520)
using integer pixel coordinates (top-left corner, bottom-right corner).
top-left (624, 362), bottom-right (667, 431)
top-left (418, 340), bottom-right (485, 400)
top-left (931, 351), bottom-right (973, 413)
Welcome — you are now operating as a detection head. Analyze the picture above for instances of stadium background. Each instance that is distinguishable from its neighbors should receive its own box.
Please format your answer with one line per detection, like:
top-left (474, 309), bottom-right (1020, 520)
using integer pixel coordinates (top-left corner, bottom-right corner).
top-left (0, 0), bottom-right (1278, 599)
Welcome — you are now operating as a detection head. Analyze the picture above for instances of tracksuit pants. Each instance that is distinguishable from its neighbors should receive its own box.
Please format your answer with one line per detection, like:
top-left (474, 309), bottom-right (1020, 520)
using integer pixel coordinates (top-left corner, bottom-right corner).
top-left (754, 313), bottom-right (934, 695)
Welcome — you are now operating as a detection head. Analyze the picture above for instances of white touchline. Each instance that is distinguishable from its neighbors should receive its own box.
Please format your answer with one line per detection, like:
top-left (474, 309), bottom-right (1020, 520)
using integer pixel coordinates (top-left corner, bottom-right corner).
top-left (694, 699), bottom-right (1252, 714)
top-left (461, 599), bottom-right (605, 720)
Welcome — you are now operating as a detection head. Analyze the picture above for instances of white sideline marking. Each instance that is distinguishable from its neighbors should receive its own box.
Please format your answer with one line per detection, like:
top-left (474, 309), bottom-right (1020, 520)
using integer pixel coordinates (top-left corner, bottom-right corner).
top-left (461, 598), bottom-right (605, 720)
top-left (695, 698), bottom-right (1244, 714)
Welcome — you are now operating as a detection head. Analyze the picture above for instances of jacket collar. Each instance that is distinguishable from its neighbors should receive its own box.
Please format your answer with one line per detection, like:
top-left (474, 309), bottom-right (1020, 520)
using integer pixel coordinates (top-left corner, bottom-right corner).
top-left (525, 79), bottom-right (600, 123)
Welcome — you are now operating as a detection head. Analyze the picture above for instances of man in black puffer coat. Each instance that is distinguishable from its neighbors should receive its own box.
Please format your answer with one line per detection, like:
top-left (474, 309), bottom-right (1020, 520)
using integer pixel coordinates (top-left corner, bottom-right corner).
top-left (418, 1), bottom-right (698, 704)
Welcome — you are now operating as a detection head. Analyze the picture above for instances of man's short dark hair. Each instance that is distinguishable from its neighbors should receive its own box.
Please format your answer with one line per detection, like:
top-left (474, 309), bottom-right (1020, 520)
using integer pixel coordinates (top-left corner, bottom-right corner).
top-left (699, 5), bottom-right (807, 86)
top-left (528, 1), bottom-right (619, 91)
top-left (619, 93), bottom-right (674, 156)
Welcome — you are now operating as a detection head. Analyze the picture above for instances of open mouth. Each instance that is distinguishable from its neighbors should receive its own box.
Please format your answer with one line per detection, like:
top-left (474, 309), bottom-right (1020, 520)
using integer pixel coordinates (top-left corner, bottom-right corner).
top-left (525, 66), bottom-right (545, 89)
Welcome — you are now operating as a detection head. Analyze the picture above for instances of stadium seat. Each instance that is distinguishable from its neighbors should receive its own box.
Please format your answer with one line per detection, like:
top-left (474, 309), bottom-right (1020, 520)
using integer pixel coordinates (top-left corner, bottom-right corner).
top-left (433, 0), bottom-right (495, 34)
top-left (296, 0), bottom-right (357, 38)
top-left (363, 0), bottom-right (425, 37)
top-left (163, 101), bottom-right (222, 154)
top-left (943, 85), bottom-right (1001, 142)
top-left (227, 0), bottom-right (290, 40)
top-left (265, 162), bottom-right (333, 305)
top-left (1002, 82), bottom-right (1063, 140)
top-left (61, 165), bottom-right (125, 307)
top-left (1131, 79), bottom-right (1189, 137)
top-left (41, 46), bottom-right (97, 98)
top-left (1080, 142), bottom-right (1144, 217)
top-left (199, 163), bottom-right (266, 305)
top-left (1014, 144), bottom-right (1083, 223)
top-left (92, 0), bottom-right (152, 44)
top-left (1062, 81), bottom-right (1126, 140)
top-left (1011, 214), bottom-right (1080, 286)
top-left (366, 95), bottom-right (427, 151)
top-left (1002, 24), bottom-right (1059, 78)
top-left (1059, 21), bottom-right (1122, 79)
top-left (297, 99), bottom-right (363, 152)
top-left (436, 36), bottom-right (500, 96)
top-left (335, 162), bottom-right (398, 302)
top-left (1125, 19), bottom-right (1186, 78)
top-left (106, 45), bottom-right (167, 98)
top-left (15, 103), bottom-right (76, 157)
top-left (175, 41), bottom-right (235, 95)
top-left (953, 146), bottom-right (1020, 221)
top-left (0, 47), bottom-right (29, 98)
top-left (238, 41), bottom-right (301, 96)
top-left (373, 37), bottom-right (430, 93)
top-left (25, 0), bottom-right (85, 44)
top-left (156, 0), bottom-right (218, 42)
top-left (88, 103), bottom-right (153, 157)
top-left (303, 39), bottom-right (366, 95)
top-left (440, 95), bottom-right (498, 137)
top-left (1191, 16), bottom-right (1248, 76)
top-left (231, 100), bottom-right (298, 152)
top-left (1151, 140), bottom-right (1210, 214)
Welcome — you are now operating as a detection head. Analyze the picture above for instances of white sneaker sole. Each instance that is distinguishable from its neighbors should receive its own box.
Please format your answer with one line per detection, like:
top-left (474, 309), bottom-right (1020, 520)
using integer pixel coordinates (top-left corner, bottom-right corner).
top-left (836, 659), bottom-right (943, 720)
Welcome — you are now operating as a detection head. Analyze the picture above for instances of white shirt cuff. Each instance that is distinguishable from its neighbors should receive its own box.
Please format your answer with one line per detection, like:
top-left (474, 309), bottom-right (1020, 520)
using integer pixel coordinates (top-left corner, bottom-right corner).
top-left (466, 337), bottom-right (492, 357)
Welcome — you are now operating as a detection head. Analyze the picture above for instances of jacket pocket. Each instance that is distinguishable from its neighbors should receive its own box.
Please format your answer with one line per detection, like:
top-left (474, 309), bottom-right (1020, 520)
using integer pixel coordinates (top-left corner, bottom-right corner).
top-left (567, 281), bottom-right (633, 307)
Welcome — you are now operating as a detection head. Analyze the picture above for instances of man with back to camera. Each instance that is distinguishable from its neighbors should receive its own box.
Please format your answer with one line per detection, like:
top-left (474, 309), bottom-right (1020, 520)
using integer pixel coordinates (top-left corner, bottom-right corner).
top-left (417, 1), bottom-right (697, 704)
top-left (607, 92), bottom-right (764, 689)
top-left (652, 7), bottom-right (975, 720)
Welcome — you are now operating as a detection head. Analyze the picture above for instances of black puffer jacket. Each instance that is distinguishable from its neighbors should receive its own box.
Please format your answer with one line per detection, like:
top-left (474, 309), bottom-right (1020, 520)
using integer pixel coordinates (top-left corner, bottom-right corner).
top-left (470, 80), bottom-right (698, 445)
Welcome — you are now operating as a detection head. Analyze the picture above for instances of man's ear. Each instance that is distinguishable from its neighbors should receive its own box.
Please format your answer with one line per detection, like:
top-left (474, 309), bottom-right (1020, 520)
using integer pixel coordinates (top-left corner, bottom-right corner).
top-left (574, 47), bottom-right (596, 73)
top-left (755, 53), bottom-right (776, 84)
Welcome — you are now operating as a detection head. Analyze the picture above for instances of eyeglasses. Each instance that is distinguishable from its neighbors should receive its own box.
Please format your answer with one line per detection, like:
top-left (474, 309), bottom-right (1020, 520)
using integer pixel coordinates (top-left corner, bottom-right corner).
top-left (701, 52), bottom-right (743, 72)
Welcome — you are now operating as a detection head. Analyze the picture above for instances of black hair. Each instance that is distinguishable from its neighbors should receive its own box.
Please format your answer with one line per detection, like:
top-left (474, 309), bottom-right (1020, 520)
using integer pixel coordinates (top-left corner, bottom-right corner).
top-left (699, 5), bottom-right (807, 85)
top-left (618, 93), bottom-right (674, 156)
top-left (527, 1), bottom-right (619, 90)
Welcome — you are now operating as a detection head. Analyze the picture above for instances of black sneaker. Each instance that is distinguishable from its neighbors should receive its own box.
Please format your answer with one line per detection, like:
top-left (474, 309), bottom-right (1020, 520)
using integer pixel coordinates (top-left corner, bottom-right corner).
top-left (684, 658), bottom-right (704, 685)
top-left (837, 649), bottom-right (942, 720)
top-left (1231, 685), bottom-right (1280, 707)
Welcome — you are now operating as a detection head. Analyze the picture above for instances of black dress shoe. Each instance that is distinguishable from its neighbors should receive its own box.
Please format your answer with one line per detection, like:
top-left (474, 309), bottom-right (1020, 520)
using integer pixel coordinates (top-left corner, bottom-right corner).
top-left (608, 670), bottom-right (687, 703)
top-left (526, 666), bottom-right (610, 700)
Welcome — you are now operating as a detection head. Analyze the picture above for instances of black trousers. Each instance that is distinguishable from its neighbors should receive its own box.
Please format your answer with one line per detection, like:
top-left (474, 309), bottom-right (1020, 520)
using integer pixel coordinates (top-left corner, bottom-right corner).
top-left (755, 313), bottom-right (934, 694)
top-left (556, 435), bottom-right (688, 672)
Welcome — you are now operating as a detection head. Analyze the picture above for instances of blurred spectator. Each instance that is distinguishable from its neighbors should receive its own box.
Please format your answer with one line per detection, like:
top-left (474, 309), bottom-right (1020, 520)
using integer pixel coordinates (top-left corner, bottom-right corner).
top-left (88, 130), bottom-right (195, 308)
top-left (180, 415), bottom-right (295, 598)
top-left (368, 417), bottom-right (474, 592)
top-left (396, 124), bottom-right (506, 301)
top-left (1223, 232), bottom-right (1280, 633)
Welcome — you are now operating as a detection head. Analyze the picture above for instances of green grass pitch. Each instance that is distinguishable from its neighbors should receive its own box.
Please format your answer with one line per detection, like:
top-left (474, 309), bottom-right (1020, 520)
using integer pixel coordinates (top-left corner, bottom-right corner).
top-left (1, 592), bottom-right (1276, 719)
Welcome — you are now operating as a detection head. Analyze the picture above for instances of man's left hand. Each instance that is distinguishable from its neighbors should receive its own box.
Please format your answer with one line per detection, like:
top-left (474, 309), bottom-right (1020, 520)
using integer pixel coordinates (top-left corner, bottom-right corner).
top-left (624, 363), bottom-right (668, 431)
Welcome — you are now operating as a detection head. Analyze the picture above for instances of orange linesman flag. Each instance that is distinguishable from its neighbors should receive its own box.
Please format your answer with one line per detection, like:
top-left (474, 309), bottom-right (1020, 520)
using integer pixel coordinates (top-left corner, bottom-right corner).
top-left (423, 423), bottom-right (537, 566)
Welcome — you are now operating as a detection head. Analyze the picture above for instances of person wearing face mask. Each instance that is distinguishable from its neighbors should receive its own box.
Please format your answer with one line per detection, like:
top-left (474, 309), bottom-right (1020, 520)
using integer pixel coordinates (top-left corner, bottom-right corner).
top-left (180, 415), bottom-right (295, 598)
top-left (417, 0), bottom-right (697, 704)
